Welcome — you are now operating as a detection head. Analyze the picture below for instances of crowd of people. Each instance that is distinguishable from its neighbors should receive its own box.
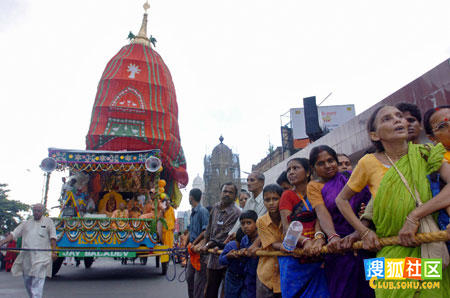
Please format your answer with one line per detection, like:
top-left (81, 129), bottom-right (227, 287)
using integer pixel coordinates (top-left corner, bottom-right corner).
top-left (184, 103), bottom-right (450, 298)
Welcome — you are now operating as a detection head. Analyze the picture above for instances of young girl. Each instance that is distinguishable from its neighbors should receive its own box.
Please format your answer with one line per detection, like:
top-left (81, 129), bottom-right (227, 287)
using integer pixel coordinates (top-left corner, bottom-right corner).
top-left (336, 105), bottom-right (450, 297)
top-left (307, 145), bottom-right (373, 298)
top-left (278, 158), bottom-right (329, 298)
top-left (256, 184), bottom-right (284, 298)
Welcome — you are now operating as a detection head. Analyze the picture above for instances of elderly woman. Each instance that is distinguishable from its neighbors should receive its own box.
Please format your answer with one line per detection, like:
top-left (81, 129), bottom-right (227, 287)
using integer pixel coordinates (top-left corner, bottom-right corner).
top-left (335, 105), bottom-right (450, 297)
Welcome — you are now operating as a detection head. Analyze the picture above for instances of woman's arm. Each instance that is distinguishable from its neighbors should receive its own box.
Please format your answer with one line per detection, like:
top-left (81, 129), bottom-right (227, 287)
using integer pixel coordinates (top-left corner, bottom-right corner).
top-left (336, 185), bottom-right (381, 250)
top-left (399, 162), bottom-right (450, 246)
top-left (315, 204), bottom-right (340, 252)
top-left (280, 209), bottom-right (292, 236)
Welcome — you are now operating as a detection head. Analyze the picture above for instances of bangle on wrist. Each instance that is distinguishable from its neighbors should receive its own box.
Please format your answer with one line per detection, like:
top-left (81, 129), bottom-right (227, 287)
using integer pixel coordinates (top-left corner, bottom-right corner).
top-left (327, 233), bottom-right (340, 242)
top-left (314, 231), bottom-right (326, 240)
top-left (360, 229), bottom-right (370, 240)
top-left (406, 215), bottom-right (419, 226)
top-left (301, 238), bottom-right (312, 246)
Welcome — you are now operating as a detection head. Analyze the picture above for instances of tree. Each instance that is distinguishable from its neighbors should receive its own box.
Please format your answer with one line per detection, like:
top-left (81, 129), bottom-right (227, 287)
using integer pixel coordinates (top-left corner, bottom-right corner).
top-left (0, 183), bottom-right (30, 235)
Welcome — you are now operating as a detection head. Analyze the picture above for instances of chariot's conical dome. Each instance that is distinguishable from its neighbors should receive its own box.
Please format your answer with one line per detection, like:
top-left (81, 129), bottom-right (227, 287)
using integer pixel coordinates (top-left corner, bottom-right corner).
top-left (85, 2), bottom-right (188, 186)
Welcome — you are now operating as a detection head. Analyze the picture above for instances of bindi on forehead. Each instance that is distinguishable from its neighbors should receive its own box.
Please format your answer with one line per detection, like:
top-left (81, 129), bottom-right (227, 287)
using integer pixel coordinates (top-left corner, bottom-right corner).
top-left (431, 109), bottom-right (450, 123)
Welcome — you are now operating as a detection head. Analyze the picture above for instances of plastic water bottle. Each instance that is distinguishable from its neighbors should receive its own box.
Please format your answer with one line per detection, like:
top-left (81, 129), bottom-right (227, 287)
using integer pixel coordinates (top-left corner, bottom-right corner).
top-left (282, 221), bottom-right (303, 251)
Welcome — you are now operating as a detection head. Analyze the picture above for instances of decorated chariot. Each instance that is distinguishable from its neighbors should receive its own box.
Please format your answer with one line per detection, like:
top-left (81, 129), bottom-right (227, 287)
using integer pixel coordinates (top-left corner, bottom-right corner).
top-left (39, 2), bottom-right (189, 276)
top-left (43, 148), bottom-right (172, 276)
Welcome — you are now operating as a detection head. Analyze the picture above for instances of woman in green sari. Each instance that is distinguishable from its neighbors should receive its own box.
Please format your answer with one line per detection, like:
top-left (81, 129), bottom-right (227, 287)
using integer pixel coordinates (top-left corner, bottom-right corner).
top-left (335, 105), bottom-right (450, 297)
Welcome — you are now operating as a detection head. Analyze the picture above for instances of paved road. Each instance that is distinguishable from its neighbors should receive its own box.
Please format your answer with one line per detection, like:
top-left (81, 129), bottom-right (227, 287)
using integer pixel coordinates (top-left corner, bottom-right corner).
top-left (0, 258), bottom-right (187, 298)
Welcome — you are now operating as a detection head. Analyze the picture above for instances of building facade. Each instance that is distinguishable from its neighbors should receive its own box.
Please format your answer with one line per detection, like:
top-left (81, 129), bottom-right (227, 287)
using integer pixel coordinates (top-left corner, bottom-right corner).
top-left (203, 136), bottom-right (241, 207)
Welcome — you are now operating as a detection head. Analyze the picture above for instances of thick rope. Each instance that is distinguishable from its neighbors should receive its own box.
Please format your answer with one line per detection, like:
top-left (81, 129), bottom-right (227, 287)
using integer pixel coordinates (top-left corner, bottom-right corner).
top-left (207, 230), bottom-right (450, 257)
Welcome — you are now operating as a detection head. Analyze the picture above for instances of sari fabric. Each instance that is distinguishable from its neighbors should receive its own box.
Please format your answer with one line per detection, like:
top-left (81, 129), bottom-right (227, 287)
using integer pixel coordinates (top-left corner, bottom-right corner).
top-left (321, 172), bottom-right (374, 298)
top-left (372, 143), bottom-right (449, 297)
top-left (278, 195), bottom-right (329, 298)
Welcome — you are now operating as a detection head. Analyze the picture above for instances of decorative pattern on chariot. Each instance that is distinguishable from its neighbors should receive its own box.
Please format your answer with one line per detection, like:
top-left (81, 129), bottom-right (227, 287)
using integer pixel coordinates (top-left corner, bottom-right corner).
top-left (132, 231), bottom-right (146, 243)
top-left (98, 219), bottom-right (111, 230)
top-left (130, 219), bottom-right (143, 230)
top-left (116, 231), bottom-right (130, 242)
top-left (56, 230), bottom-right (160, 245)
top-left (56, 229), bottom-right (64, 241)
top-left (60, 163), bottom-right (148, 172)
top-left (49, 149), bottom-right (159, 165)
top-left (100, 231), bottom-right (113, 243)
top-left (65, 219), bottom-right (81, 230)
top-left (81, 219), bottom-right (96, 230)
top-left (67, 230), bottom-right (81, 242)
top-left (82, 230), bottom-right (99, 242)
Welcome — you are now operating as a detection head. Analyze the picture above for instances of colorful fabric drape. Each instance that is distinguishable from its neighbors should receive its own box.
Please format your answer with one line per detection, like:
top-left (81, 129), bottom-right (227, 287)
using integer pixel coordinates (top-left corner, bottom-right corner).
top-left (85, 43), bottom-right (188, 186)
top-left (321, 172), bottom-right (374, 298)
top-left (162, 206), bottom-right (175, 248)
top-left (373, 143), bottom-right (449, 297)
top-left (278, 196), bottom-right (329, 298)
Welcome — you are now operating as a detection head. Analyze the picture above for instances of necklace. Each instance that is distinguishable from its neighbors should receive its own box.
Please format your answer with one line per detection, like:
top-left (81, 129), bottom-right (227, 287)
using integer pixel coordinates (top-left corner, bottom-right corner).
top-left (384, 150), bottom-right (406, 163)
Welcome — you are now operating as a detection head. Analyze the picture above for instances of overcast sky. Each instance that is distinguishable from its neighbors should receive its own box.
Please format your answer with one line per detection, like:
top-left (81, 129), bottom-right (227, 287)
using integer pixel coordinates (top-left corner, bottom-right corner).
top-left (0, 0), bottom-right (449, 213)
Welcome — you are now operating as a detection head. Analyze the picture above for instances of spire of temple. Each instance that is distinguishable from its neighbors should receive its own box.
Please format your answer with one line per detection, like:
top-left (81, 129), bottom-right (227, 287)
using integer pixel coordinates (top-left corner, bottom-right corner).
top-left (219, 135), bottom-right (224, 143)
top-left (132, 1), bottom-right (151, 47)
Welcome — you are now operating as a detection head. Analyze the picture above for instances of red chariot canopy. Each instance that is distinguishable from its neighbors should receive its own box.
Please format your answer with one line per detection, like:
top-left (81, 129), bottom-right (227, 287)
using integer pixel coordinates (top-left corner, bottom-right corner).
top-left (85, 15), bottom-right (188, 187)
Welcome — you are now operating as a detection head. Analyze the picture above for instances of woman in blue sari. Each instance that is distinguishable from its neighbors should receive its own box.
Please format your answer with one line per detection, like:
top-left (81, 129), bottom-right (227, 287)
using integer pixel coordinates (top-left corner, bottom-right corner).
top-left (278, 158), bottom-right (329, 298)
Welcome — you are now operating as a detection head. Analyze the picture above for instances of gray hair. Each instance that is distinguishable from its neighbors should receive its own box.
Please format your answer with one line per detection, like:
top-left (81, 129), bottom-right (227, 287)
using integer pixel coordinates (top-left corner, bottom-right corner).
top-left (251, 171), bottom-right (265, 182)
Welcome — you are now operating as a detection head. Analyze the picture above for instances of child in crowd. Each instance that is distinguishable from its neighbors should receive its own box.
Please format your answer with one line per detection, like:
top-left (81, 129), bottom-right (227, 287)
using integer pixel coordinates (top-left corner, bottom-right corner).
top-left (276, 171), bottom-right (291, 191)
top-left (256, 184), bottom-right (283, 298)
top-left (219, 229), bottom-right (246, 298)
top-left (239, 210), bottom-right (259, 298)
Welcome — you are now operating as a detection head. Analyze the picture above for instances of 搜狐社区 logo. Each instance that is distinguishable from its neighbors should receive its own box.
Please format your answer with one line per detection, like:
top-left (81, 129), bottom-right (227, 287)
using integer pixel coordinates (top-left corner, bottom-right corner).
top-left (364, 257), bottom-right (442, 281)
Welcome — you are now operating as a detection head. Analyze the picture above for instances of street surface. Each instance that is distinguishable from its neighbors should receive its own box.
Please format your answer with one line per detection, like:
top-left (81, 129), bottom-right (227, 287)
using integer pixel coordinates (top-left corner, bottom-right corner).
top-left (0, 258), bottom-right (187, 298)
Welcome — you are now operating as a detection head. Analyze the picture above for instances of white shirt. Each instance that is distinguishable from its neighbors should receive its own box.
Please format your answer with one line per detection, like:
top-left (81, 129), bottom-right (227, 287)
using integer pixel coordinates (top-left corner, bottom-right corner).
top-left (11, 217), bottom-right (56, 278)
top-left (229, 191), bottom-right (266, 235)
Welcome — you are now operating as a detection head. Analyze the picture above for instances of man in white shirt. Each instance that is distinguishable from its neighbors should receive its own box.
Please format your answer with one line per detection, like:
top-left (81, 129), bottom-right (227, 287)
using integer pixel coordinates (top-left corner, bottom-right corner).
top-left (0, 204), bottom-right (57, 298)
top-left (225, 171), bottom-right (266, 243)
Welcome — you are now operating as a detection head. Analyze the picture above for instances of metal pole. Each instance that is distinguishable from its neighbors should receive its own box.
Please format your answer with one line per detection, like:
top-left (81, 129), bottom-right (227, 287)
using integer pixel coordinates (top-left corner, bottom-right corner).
top-left (43, 172), bottom-right (51, 209)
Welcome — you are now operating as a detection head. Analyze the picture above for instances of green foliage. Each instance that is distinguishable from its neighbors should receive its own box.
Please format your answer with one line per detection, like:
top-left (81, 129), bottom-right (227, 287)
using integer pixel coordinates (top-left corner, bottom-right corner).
top-left (0, 183), bottom-right (30, 234)
top-left (267, 143), bottom-right (275, 155)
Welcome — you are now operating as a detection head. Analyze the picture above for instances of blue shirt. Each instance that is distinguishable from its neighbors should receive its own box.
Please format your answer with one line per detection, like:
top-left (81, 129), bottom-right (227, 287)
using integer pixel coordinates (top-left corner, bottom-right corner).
top-left (240, 235), bottom-right (259, 298)
top-left (219, 241), bottom-right (245, 276)
top-left (189, 204), bottom-right (209, 243)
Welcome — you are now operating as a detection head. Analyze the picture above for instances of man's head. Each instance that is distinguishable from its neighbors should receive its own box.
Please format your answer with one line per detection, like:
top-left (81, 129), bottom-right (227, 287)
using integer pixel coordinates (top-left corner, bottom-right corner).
top-left (239, 210), bottom-right (258, 237)
top-left (247, 172), bottom-right (265, 196)
top-left (276, 171), bottom-right (291, 191)
top-left (396, 102), bottom-right (422, 143)
top-left (189, 188), bottom-right (202, 207)
top-left (220, 182), bottom-right (237, 206)
top-left (32, 204), bottom-right (45, 221)
top-left (239, 190), bottom-right (250, 208)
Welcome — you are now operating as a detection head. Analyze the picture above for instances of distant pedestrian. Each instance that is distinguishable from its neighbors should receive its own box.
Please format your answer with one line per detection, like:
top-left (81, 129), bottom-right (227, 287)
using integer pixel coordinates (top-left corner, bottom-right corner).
top-left (0, 204), bottom-right (57, 298)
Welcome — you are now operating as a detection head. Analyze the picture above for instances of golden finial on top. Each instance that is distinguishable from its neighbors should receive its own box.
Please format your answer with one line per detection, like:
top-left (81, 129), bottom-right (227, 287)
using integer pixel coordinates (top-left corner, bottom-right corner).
top-left (129, 1), bottom-right (157, 47)
top-left (143, 1), bottom-right (150, 13)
